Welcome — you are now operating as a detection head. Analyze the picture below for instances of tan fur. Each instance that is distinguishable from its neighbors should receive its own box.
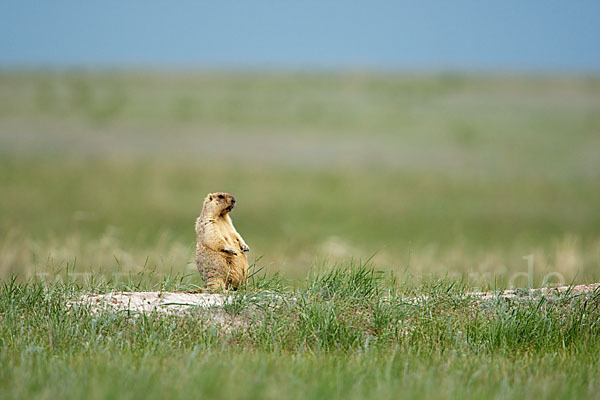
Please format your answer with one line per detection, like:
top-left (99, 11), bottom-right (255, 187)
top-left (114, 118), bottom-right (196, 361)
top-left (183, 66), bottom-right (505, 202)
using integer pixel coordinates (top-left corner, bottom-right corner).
top-left (195, 192), bottom-right (250, 291)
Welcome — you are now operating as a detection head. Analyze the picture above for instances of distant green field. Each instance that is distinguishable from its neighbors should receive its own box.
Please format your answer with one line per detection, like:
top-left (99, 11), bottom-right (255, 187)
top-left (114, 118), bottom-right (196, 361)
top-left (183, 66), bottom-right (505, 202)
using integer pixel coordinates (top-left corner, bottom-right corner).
top-left (1, 71), bottom-right (599, 286)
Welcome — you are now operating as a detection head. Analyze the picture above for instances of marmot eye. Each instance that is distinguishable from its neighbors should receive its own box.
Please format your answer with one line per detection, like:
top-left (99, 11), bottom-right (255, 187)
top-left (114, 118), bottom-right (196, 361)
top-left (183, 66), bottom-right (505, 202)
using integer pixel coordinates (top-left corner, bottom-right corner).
top-left (218, 194), bottom-right (224, 199)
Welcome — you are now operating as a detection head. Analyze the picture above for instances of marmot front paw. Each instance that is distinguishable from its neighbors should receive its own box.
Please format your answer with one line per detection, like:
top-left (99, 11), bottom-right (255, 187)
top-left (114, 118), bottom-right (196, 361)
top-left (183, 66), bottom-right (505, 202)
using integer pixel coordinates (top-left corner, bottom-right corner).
top-left (222, 248), bottom-right (238, 255)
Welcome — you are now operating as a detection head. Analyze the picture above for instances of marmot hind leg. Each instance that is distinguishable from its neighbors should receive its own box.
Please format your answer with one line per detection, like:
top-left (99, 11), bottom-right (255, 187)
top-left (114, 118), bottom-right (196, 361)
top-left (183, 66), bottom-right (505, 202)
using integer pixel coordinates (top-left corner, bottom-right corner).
top-left (204, 277), bottom-right (227, 292)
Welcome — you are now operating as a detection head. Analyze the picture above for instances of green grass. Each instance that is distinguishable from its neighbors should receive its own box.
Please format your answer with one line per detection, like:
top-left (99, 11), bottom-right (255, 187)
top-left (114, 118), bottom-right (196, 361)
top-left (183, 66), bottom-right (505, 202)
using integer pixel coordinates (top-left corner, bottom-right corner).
top-left (1, 155), bottom-right (599, 286)
top-left (1, 71), bottom-right (599, 286)
top-left (1, 71), bottom-right (600, 398)
top-left (1, 266), bottom-right (599, 399)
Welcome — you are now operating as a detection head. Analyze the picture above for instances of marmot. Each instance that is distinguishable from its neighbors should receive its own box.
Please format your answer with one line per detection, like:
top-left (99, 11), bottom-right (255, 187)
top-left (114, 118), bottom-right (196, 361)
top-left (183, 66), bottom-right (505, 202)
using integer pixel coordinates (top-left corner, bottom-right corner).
top-left (195, 192), bottom-right (250, 291)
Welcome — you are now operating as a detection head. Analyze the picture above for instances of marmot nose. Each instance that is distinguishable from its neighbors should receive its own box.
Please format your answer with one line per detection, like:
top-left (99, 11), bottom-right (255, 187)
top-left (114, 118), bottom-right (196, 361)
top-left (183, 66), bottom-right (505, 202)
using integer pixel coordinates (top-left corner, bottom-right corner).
top-left (231, 196), bottom-right (236, 204)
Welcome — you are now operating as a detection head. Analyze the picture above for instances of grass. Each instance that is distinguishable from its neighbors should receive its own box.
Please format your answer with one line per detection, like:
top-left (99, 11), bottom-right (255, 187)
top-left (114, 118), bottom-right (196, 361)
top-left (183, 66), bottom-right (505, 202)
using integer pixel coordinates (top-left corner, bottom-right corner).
top-left (1, 70), bottom-right (600, 398)
top-left (2, 71), bottom-right (600, 286)
top-left (1, 265), bottom-right (599, 399)
top-left (2, 155), bottom-right (599, 286)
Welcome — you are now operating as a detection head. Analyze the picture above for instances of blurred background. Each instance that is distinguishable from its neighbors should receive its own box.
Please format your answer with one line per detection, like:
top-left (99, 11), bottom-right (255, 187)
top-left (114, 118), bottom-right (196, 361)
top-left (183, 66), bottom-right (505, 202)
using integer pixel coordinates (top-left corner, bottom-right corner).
top-left (1, 1), bottom-right (599, 287)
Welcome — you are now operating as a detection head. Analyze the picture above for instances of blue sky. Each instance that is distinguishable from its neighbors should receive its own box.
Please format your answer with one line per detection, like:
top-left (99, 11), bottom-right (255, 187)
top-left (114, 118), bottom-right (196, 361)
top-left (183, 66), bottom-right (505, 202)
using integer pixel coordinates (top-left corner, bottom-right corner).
top-left (1, 0), bottom-right (599, 71)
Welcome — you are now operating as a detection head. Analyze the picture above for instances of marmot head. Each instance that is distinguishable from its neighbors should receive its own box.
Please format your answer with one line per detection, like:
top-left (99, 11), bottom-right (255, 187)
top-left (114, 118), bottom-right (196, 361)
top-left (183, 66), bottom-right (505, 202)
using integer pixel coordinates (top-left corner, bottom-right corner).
top-left (202, 192), bottom-right (236, 217)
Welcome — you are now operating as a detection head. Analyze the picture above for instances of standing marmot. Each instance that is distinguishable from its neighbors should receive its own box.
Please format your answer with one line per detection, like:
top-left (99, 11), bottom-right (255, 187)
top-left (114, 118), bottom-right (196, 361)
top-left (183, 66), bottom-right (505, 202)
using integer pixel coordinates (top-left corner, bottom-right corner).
top-left (195, 192), bottom-right (250, 291)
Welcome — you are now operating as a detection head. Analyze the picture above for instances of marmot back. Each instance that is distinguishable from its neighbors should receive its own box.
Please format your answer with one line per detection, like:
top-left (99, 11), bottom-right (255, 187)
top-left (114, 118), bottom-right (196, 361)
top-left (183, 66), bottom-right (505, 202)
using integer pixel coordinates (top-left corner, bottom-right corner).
top-left (195, 192), bottom-right (250, 291)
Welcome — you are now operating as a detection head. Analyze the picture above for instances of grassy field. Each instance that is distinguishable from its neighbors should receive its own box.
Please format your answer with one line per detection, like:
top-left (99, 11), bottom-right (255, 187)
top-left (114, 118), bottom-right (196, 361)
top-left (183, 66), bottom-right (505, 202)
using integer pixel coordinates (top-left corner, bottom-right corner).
top-left (1, 266), bottom-right (600, 399)
top-left (1, 71), bottom-right (600, 398)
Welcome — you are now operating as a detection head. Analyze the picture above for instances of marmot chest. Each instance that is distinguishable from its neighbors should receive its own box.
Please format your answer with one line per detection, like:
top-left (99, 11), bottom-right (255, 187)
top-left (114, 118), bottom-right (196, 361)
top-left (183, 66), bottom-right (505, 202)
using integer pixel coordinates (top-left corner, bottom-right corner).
top-left (215, 218), bottom-right (236, 247)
